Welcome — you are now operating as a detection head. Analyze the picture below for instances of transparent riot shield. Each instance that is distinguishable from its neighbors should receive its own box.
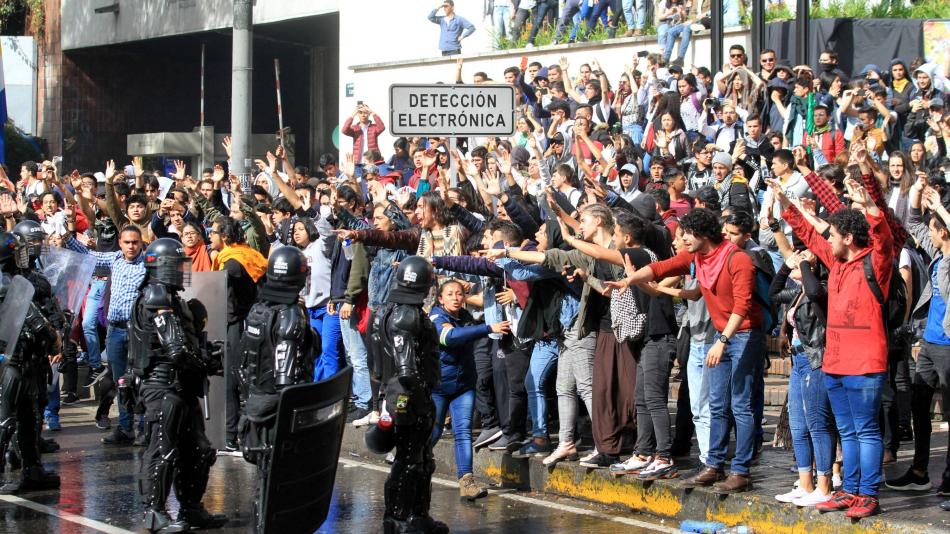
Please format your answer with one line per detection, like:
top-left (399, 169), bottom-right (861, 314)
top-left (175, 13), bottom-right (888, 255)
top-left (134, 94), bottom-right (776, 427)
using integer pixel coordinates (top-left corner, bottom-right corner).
top-left (180, 271), bottom-right (229, 449)
top-left (0, 275), bottom-right (36, 358)
top-left (40, 246), bottom-right (97, 313)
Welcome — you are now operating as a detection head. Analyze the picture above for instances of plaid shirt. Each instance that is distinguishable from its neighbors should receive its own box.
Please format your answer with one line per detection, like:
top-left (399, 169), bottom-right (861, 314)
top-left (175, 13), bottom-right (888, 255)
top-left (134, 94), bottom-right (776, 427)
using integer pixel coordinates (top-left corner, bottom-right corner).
top-left (66, 236), bottom-right (145, 322)
top-left (801, 171), bottom-right (908, 255)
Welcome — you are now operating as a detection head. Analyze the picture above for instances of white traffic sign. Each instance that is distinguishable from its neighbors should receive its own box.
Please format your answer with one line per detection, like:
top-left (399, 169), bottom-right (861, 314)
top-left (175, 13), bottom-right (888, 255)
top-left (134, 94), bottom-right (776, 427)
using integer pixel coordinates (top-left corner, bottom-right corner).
top-left (389, 84), bottom-right (516, 136)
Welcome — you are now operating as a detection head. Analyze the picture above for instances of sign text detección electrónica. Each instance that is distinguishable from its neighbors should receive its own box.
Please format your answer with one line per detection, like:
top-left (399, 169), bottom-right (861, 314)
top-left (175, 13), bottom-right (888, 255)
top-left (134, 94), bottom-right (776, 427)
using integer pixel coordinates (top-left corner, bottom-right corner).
top-left (389, 84), bottom-right (516, 137)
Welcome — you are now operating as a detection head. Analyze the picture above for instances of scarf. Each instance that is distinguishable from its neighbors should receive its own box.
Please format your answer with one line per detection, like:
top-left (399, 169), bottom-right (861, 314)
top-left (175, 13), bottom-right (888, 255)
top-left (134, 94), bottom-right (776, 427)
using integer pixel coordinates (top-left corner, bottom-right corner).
top-left (893, 78), bottom-right (909, 94)
top-left (186, 243), bottom-right (212, 272)
top-left (694, 240), bottom-right (740, 289)
top-left (786, 94), bottom-right (812, 144)
top-left (212, 243), bottom-right (267, 282)
top-left (813, 123), bottom-right (831, 136)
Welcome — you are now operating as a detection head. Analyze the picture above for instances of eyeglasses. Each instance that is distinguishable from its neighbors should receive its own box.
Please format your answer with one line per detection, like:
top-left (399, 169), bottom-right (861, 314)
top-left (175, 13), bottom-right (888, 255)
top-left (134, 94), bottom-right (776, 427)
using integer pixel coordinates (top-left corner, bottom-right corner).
top-left (208, 229), bottom-right (220, 235)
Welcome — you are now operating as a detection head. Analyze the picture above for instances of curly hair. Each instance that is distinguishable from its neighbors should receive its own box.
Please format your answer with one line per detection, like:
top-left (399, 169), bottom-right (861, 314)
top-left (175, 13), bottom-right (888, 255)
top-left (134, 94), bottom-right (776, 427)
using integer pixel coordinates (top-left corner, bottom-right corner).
top-left (679, 208), bottom-right (724, 244)
top-left (827, 208), bottom-right (870, 248)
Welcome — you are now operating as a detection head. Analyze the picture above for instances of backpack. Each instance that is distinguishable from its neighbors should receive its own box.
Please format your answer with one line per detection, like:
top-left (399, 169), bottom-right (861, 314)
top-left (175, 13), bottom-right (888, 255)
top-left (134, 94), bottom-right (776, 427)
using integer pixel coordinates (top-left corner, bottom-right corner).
top-left (863, 255), bottom-right (907, 345)
top-left (727, 248), bottom-right (777, 333)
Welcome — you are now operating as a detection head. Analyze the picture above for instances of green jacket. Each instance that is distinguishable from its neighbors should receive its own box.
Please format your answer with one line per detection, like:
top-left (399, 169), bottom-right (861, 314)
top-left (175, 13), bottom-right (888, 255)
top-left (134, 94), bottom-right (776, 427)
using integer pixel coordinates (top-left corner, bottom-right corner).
top-left (193, 192), bottom-right (270, 257)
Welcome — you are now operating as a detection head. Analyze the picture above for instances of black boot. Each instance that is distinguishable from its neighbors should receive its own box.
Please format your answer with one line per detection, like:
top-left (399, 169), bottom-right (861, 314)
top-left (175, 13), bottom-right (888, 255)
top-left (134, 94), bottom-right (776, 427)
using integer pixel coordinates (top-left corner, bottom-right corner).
top-left (405, 515), bottom-right (449, 533)
top-left (142, 508), bottom-right (188, 533)
top-left (0, 465), bottom-right (61, 494)
top-left (178, 505), bottom-right (228, 529)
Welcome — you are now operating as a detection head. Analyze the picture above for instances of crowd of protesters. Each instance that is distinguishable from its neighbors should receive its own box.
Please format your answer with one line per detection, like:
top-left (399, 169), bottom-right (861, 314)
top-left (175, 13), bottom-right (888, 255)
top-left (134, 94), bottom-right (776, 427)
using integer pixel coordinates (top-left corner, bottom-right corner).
top-left (4, 29), bottom-right (950, 518)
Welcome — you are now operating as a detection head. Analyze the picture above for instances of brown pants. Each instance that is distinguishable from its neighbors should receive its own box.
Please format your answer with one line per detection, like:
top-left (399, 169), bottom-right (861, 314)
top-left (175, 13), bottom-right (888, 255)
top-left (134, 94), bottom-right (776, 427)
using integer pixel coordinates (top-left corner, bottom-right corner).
top-left (592, 331), bottom-right (639, 456)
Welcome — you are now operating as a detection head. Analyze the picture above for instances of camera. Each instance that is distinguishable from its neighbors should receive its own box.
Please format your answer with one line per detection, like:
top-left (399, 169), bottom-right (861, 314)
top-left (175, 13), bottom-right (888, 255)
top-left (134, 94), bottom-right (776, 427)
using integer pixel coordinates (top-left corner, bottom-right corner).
top-left (704, 98), bottom-right (718, 108)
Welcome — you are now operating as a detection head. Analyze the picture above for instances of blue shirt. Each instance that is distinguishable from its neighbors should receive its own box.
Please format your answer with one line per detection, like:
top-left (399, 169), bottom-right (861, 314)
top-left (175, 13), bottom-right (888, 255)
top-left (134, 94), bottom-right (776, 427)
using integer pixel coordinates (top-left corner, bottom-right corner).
top-left (66, 236), bottom-right (145, 322)
top-left (925, 259), bottom-right (950, 345)
top-left (427, 9), bottom-right (475, 52)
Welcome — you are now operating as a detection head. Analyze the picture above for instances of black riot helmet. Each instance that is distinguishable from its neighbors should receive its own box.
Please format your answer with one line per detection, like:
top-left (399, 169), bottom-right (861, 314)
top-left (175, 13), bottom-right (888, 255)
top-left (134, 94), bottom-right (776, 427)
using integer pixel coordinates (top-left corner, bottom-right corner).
top-left (0, 232), bottom-right (30, 271)
top-left (386, 255), bottom-right (433, 305)
top-left (260, 246), bottom-right (309, 305)
top-left (143, 238), bottom-right (191, 290)
top-left (12, 219), bottom-right (46, 261)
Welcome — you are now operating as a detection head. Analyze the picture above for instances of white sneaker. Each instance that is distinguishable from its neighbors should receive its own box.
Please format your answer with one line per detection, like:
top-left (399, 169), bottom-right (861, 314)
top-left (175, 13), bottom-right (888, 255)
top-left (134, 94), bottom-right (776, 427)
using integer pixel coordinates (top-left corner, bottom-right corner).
top-left (832, 474), bottom-right (842, 489)
top-left (775, 486), bottom-right (809, 503)
top-left (792, 489), bottom-right (833, 507)
top-left (579, 448), bottom-right (599, 463)
top-left (353, 411), bottom-right (380, 427)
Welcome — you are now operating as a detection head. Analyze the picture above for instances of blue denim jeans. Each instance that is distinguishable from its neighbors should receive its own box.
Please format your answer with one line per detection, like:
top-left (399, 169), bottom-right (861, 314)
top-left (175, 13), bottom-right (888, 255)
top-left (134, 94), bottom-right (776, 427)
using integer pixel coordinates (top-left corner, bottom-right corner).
top-left (309, 306), bottom-right (343, 382)
top-left (624, 123), bottom-right (644, 147)
top-left (526, 339), bottom-right (559, 438)
top-left (723, 0), bottom-right (741, 27)
top-left (493, 4), bottom-right (512, 40)
top-left (788, 353), bottom-right (834, 475)
top-left (687, 339), bottom-right (711, 464)
top-left (706, 329), bottom-right (764, 474)
top-left (106, 325), bottom-right (133, 431)
top-left (622, 0), bottom-right (646, 30)
top-left (431, 388), bottom-right (476, 479)
top-left (82, 278), bottom-right (107, 370)
top-left (660, 23), bottom-right (692, 62)
top-left (825, 372), bottom-right (886, 496)
top-left (339, 313), bottom-right (372, 410)
top-left (527, 1), bottom-right (557, 44)
top-left (45, 367), bottom-right (60, 419)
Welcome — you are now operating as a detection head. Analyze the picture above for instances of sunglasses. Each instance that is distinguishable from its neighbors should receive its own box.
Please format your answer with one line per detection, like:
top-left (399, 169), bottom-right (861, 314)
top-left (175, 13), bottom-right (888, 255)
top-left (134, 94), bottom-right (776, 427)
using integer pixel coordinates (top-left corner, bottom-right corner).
top-left (730, 54), bottom-right (744, 58)
top-left (761, 58), bottom-right (775, 63)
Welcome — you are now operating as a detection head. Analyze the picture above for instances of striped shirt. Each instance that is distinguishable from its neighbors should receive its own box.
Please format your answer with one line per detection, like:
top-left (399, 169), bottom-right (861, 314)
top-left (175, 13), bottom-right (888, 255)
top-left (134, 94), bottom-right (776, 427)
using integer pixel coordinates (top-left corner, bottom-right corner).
top-left (65, 236), bottom-right (145, 322)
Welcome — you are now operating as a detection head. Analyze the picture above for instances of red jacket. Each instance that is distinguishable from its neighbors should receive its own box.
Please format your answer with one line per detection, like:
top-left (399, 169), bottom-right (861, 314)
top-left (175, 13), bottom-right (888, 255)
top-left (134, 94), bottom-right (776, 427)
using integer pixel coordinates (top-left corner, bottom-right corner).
top-left (650, 243), bottom-right (762, 333)
top-left (783, 205), bottom-right (893, 375)
top-left (342, 114), bottom-right (385, 163)
top-left (813, 129), bottom-right (845, 164)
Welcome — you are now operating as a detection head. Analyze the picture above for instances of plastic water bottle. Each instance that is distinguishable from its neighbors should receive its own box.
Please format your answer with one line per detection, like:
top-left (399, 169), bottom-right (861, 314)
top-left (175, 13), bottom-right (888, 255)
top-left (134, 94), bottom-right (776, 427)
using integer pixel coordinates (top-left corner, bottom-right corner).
top-left (720, 528), bottom-right (753, 534)
top-left (679, 520), bottom-right (726, 533)
top-left (342, 238), bottom-right (355, 260)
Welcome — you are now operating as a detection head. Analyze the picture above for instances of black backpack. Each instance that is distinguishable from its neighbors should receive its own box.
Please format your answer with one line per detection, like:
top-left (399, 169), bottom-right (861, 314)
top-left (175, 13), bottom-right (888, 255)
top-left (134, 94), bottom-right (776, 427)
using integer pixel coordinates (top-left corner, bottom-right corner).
top-left (862, 255), bottom-right (907, 346)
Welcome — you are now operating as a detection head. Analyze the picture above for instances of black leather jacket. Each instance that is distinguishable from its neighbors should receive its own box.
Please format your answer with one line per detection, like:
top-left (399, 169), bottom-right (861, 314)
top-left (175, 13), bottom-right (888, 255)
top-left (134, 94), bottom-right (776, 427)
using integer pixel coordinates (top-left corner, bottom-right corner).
top-left (770, 261), bottom-right (828, 370)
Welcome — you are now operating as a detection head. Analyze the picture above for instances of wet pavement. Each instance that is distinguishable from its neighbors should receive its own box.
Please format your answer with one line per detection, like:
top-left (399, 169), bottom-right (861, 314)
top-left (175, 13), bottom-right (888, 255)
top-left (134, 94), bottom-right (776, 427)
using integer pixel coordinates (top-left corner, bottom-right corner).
top-left (0, 401), bottom-right (674, 534)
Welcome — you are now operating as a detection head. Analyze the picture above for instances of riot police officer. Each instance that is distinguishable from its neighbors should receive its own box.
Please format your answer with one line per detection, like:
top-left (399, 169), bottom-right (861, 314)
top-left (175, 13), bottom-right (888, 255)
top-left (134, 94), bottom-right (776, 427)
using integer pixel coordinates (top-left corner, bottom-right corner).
top-left (237, 246), bottom-right (317, 530)
top-left (370, 256), bottom-right (447, 534)
top-left (129, 238), bottom-right (227, 533)
top-left (0, 230), bottom-right (62, 494)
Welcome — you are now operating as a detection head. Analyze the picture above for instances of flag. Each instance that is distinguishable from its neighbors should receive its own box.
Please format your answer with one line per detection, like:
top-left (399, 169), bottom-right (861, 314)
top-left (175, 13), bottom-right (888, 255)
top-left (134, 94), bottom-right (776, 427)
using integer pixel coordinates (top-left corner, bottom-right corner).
top-left (0, 41), bottom-right (7, 164)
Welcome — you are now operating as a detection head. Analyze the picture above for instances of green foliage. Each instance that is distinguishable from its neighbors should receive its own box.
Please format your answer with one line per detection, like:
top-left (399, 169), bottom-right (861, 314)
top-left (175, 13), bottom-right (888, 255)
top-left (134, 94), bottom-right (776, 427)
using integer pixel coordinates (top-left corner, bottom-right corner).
top-left (809, 0), bottom-right (950, 19)
top-left (765, 3), bottom-right (795, 22)
top-left (4, 120), bottom-right (46, 177)
top-left (0, 0), bottom-right (44, 36)
top-left (495, 19), bottom-right (656, 51)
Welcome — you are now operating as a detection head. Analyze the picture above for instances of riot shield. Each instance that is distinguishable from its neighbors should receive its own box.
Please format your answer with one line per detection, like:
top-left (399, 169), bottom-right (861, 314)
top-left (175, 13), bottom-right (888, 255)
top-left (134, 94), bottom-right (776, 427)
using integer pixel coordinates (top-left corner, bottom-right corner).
top-left (180, 271), bottom-right (229, 450)
top-left (0, 276), bottom-right (36, 357)
top-left (258, 366), bottom-right (352, 534)
top-left (40, 246), bottom-right (97, 313)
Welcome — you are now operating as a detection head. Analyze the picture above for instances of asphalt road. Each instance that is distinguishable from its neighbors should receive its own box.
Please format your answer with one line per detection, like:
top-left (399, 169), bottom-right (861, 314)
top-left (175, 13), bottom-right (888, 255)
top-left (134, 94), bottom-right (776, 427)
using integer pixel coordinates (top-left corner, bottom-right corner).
top-left (0, 402), bottom-right (675, 534)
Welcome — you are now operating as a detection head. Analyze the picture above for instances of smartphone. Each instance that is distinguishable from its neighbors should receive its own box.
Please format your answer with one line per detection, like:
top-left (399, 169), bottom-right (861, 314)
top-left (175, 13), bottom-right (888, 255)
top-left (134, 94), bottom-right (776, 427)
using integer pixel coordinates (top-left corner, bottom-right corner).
top-left (637, 50), bottom-right (649, 58)
top-left (357, 100), bottom-right (364, 106)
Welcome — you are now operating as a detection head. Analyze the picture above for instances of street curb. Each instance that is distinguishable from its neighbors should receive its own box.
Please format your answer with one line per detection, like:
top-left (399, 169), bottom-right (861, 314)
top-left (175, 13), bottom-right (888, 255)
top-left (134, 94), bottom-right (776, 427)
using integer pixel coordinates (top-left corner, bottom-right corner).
top-left (340, 427), bottom-right (941, 534)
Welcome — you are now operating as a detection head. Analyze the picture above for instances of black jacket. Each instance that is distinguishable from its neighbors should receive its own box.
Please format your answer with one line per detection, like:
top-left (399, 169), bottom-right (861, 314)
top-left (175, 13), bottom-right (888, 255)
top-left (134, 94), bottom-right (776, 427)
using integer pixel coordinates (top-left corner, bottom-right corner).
top-left (770, 261), bottom-right (827, 370)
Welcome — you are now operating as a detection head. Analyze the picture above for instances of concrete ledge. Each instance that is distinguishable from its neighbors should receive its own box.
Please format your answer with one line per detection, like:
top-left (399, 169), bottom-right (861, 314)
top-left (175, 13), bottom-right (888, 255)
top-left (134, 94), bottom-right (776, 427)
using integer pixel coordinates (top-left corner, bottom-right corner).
top-left (340, 426), bottom-right (946, 534)
top-left (349, 26), bottom-right (752, 73)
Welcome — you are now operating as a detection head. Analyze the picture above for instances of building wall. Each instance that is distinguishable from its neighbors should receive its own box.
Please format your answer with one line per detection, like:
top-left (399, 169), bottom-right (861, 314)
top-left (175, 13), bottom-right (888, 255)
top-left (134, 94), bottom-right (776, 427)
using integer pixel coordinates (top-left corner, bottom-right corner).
top-left (61, 0), bottom-right (339, 50)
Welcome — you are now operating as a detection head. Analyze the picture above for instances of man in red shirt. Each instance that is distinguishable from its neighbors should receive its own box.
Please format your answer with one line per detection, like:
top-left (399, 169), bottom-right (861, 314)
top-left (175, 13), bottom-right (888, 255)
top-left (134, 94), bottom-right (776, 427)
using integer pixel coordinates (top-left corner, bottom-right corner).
top-left (771, 176), bottom-right (893, 519)
top-left (610, 208), bottom-right (763, 493)
top-left (342, 103), bottom-right (385, 164)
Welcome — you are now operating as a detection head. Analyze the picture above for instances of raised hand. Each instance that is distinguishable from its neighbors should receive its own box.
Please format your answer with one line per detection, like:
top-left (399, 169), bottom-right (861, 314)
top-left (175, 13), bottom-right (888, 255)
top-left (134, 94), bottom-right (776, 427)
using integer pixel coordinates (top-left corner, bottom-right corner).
top-left (222, 136), bottom-right (233, 159)
top-left (212, 164), bottom-right (226, 183)
top-left (265, 151), bottom-right (278, 174)
top-left (104, 160), bottom-right (117, 184)
top-left (173, 159), bottom-right (186, 181)
top-left (132, 156), bottom-right (144, 178)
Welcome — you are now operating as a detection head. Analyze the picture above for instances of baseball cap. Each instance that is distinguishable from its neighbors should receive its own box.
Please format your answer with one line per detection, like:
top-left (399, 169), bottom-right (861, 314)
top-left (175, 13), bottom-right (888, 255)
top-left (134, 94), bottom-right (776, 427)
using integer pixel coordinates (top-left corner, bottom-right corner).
top-left (619, 163), bottom-right (639, 176)
top-left (931, 97), bottom-right (945, 109)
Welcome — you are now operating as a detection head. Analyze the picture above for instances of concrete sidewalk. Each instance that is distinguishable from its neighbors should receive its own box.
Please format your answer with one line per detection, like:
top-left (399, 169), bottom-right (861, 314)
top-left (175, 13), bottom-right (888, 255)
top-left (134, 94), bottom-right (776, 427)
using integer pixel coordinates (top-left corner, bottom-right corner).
top-left (341, 422), bottom-right (950, 534)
